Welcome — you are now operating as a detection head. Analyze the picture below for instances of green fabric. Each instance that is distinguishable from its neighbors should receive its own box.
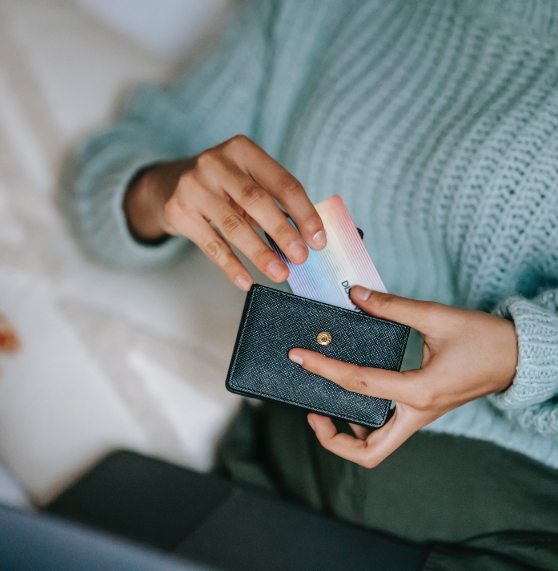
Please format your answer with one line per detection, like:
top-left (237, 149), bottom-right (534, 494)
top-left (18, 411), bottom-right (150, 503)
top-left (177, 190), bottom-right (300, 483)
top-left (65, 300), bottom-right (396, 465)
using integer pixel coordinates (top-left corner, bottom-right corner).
top-left (216, 402), bottom-right (558, 570)
top-left (425, 533), bottom-right (558, 571)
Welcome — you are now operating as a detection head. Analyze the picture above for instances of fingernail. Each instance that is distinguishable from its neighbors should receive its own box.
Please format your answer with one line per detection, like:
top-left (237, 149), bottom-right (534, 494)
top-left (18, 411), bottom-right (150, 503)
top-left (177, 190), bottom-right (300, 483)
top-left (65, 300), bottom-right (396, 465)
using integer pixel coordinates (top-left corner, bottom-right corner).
top-left (289, 351), bottom-right (303, 365)
top-left (308, 417), bottom-right (316, 432)
top-left (235, 275), bottom-right (252, 291)
top-left (352, 286), bottom-right (371, 301)
top-left (312, 230), bottom-right (327, 250)
top-left (267, 260), bottom-right (286, 280)
top-left (289, 241), bottom-right (307, 262)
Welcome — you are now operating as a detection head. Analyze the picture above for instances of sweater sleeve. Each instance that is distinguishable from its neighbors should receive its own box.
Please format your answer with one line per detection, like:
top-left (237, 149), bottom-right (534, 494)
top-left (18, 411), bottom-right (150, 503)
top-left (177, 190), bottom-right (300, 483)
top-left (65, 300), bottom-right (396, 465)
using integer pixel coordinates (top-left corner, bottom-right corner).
top-left (489, 288), bottom-right (558, 439)
top-left (62, 0), bottom-right (277, 271)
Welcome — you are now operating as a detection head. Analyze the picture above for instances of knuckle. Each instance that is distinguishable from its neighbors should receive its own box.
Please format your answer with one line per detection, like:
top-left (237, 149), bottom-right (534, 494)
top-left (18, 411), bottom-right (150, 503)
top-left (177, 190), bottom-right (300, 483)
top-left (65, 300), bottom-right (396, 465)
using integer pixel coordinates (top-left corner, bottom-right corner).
top-left (277, 175), bottom-right (303, 199)
top-left (196, 149), bottom-right (218, 170)
top-left (369, 292), bottom-right (397, 312)
top-left (274, 222), bottom-right (295, 239)
top-left (240, 183), bottom-right (265, 207)
top-left (227, 134), bottom-right (249, 151)
top-left (252, 247), bottom-right (270, 266)
top-left (301, 211), bottom-right (322, 228)
top-left (164, 196), bottom-right (186, 226)
top-left (221, 256), bottom-right (241, 275)
top-left (221, 213), bottom-right (244, 236)
top-left (251, 246), bottom-right (275, 272)
top-left (203, 239), bottom-right (224, 260)
top-left (178, 169), bottom-right (197, 189)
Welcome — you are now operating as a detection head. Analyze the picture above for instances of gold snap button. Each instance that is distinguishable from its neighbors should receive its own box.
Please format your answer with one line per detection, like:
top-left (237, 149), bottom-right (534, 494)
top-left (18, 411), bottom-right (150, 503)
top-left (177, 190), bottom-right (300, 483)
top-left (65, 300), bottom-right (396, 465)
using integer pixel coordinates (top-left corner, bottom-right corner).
top-left (316, 331), bottom-right (332, 346)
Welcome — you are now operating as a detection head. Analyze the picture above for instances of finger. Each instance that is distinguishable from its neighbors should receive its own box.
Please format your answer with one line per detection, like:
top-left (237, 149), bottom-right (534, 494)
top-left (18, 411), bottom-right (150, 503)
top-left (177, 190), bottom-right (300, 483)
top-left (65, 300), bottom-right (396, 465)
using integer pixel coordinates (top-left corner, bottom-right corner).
top-left (350, 287), bottom-right (446, 333)
top-left (308, 415), bottom-right (372, 441)
top-left (349, 423), bottom-right (372, 440)
top-left (173, 215), bottom-right (253, 291)
top-left (224, 135), bottom-right (326, 250)
top-left (208, 159), bottom-right (310, 265)
top-left (310, 407), bottom-right (420, 468)
top-left (289, 348), bottom-right (416, 403)
top-left (202, 199), bottom-right (289, 283)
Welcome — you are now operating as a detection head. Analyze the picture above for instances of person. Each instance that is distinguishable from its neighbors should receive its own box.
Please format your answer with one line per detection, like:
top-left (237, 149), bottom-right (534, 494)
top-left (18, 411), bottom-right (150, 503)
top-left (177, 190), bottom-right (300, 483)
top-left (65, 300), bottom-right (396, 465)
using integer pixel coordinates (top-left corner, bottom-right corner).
top-left (65, 0), bottom-right (558, 568)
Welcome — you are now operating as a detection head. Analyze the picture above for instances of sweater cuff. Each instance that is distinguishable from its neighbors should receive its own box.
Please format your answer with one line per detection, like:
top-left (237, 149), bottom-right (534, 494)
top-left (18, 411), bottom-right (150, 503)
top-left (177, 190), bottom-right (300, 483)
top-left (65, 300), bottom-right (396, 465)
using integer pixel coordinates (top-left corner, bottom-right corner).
top-left (501, 400), bottom-right (558, 439)
top-left (489, 295), bottom-right (558, 411)
top-left (68, 152), bottom-right (190, 271)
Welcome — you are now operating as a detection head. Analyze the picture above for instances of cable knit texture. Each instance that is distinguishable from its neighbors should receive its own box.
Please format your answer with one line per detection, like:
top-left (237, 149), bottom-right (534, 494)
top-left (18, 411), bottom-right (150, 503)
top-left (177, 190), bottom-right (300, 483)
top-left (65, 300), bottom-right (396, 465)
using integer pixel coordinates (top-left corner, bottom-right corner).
top-left (65, 0), bottom-right (558, 466)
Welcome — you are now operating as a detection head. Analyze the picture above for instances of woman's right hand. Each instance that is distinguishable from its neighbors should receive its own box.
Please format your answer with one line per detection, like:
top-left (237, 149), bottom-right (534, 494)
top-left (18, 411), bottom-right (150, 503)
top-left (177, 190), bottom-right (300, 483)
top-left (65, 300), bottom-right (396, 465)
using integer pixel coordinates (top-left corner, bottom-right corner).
top-left (124, 135), bottom-right (326, 290)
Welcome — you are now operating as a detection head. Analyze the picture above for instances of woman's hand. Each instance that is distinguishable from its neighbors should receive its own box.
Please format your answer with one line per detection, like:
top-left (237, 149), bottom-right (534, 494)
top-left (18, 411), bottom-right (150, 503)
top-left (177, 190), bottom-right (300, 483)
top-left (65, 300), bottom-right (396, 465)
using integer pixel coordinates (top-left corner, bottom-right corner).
top-left (124, 135), bottom-right (326, 290)
top-left (288, 286), bottom-right (519, 468)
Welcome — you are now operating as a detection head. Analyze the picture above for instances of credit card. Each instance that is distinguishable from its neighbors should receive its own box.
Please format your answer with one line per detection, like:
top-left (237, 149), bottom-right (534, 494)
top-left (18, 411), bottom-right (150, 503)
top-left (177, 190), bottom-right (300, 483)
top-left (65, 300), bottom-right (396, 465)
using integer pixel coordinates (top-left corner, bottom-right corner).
top-left (267, 195), bottom-right (386, 310)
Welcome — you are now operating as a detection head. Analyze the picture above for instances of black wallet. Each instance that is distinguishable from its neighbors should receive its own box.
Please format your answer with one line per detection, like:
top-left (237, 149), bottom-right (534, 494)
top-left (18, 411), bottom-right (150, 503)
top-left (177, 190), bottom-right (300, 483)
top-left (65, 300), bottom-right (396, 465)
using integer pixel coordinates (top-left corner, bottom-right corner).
top-left (226, 285), bottom-right (410, 428)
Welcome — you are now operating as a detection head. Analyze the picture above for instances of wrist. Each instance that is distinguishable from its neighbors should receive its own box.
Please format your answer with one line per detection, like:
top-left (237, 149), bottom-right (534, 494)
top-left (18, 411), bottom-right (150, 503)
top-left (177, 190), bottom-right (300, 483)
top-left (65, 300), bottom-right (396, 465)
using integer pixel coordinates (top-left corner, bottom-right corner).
top-left (123, 159), bottom-right (191, 243)
top-left (493, 318), bottom-right (519, 394)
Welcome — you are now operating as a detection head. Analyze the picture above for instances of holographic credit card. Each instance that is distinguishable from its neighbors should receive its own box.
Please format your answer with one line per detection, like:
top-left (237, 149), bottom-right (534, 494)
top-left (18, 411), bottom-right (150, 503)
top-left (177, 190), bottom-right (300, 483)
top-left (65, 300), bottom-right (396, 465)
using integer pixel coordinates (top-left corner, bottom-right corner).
top-left (268, 195), bottom-right (386, 310)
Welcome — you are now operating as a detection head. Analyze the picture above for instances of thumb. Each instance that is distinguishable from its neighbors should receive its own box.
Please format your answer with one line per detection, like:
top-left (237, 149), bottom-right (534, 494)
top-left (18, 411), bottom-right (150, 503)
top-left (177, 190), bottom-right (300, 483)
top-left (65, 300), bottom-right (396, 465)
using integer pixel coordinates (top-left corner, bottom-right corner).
top-left (350, 286), bottom-right (440, 333)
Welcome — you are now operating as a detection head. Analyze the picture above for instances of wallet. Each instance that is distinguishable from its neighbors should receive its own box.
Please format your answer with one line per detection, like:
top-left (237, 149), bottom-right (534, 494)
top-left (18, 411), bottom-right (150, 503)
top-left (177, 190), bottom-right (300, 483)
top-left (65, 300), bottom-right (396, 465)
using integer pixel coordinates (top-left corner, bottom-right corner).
top-left (226, 285), bottom-right (410, 428)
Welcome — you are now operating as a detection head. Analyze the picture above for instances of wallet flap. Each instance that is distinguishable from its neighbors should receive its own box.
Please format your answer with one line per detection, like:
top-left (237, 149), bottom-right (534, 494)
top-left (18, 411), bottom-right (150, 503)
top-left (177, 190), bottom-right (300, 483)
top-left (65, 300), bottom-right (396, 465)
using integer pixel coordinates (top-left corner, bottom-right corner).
top-left (226, 285), bottom-right (409, 428)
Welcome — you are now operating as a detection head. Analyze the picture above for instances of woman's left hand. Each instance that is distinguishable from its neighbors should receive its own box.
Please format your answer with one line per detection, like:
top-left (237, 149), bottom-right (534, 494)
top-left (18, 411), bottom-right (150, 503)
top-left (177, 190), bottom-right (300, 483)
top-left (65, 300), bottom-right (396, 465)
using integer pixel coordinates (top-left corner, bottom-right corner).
top-left (288, 286), bottom-right (519, 468)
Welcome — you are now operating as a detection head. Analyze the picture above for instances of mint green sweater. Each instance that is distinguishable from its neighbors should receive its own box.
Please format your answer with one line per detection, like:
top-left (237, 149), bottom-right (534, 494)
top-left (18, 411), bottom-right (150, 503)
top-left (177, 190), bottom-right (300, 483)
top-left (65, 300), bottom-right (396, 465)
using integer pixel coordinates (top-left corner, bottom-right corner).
top-left (66, 0), bottom-right (558, 468)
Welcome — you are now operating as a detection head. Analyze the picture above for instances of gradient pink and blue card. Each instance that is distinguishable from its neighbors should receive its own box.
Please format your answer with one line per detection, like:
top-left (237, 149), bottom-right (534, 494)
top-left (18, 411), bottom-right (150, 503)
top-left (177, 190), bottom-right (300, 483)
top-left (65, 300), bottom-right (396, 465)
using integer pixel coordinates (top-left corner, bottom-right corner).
top-left (268, 195), bottom-right (386, 310)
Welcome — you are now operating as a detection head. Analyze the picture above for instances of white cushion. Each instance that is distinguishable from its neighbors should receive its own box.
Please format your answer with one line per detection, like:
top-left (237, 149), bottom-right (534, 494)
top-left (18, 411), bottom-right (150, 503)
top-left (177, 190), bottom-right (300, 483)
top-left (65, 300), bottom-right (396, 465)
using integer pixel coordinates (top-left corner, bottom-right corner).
top-left (76, 0), bottom-right (230, 58)
top-left (0, 460), bottom-right (30, 509)
top-left (0, 0), bottom-right (243, 505)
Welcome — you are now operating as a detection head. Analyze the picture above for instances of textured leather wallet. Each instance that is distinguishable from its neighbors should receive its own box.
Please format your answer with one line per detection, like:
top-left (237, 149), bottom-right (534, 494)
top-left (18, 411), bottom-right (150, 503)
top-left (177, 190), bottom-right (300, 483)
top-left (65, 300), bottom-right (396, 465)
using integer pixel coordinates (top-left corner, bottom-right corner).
top-left (226, 285), bottom-right (410, 428)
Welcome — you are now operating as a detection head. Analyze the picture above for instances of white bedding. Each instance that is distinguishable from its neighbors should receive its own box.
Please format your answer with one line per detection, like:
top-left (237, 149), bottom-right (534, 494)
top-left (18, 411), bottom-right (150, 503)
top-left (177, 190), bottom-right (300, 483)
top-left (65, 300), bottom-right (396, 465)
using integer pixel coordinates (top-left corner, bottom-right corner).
top-left (0, 0), bottom-right (249, 506)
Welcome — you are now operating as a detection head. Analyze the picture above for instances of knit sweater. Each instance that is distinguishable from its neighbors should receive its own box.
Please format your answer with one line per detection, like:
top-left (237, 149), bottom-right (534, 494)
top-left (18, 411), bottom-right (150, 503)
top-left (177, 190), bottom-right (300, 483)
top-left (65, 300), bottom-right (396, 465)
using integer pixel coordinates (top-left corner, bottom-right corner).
top-left (66, 0), bottom-right (558, 468)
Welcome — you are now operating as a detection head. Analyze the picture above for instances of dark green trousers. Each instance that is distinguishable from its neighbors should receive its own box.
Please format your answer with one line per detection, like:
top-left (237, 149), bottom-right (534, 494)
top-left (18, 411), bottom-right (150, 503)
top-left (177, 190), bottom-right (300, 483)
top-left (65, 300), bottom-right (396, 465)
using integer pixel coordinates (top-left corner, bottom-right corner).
top-left (216, 402), bottom-right (558, 570)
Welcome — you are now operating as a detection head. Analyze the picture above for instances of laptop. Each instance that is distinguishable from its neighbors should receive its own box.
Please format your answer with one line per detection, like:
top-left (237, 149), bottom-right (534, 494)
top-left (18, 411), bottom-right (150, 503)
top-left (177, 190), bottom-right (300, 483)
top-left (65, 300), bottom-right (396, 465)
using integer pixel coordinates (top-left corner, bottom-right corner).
top-left (0, 501), bottom-right (214, 571)
top-left (41, 451), bottom-right (427, 571)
